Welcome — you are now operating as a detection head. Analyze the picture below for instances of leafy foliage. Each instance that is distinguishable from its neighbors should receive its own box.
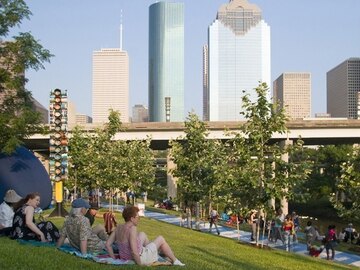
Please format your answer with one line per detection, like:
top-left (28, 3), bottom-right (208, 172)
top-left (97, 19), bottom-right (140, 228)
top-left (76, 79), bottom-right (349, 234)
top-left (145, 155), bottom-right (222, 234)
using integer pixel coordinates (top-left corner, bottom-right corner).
top-left (295, 145), bottom-right (352, 200)
top-left (170, 113), bottom-right (225, 206)
top-left (171, 83), bottom-right (311, 226)
top-left (68, 111), bottom-right (155, 199)
top-left (331, 145), bottom-right (360, 222)
top-left (0, 0), bottom-right (53, 154)
top-left (221, 82), bottom-right (311, 217)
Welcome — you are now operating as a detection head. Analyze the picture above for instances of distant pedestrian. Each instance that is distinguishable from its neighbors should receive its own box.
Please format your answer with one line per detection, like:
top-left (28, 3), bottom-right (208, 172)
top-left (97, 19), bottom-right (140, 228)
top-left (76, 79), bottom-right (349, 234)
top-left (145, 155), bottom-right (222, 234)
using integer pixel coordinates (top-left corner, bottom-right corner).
top-left (249, 210), bottom-right (258, 241)
top-left (273, 209), bottom-right (285, 244)
top-left (324, 225), bottom-right (337, 260)
top-left (282, 214), bottom-right (294, 252)
top-left (291, 211), bottom-right (300, 242)
top-left (209, 207), bottom-right (220, 235)
top-left (304, 221), bottom-right (317, 250)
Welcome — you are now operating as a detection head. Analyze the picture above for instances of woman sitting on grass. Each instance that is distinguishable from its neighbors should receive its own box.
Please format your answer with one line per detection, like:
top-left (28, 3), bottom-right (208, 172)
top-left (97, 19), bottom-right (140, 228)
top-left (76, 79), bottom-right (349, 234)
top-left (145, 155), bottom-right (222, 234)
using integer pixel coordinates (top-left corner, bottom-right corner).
top-left (105, 205), bottom-right (185, 266)
top-left (11, 192), bottom-right (59, 242)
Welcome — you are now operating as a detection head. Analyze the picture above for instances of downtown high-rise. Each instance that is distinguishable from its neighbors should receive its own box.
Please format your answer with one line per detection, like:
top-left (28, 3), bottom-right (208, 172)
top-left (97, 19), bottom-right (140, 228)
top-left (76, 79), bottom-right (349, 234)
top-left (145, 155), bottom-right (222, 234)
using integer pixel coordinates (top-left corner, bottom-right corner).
top-left (92, 48), bottom-right (129, 123)
top-left (206, 0), bottom-right (270, 121)
top-left (273, 72), bottom-right (311, 119)
top-left (148, 2), bottom-right (184, 122)
top-left (327, 58), bottom-right (360, 119)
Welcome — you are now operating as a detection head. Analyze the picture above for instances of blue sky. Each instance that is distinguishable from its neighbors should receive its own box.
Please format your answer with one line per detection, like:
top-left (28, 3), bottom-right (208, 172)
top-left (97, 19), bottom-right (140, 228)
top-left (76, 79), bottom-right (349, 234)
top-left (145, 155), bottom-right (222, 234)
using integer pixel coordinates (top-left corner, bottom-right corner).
top-left (13, 0), bottom-right (360, 119)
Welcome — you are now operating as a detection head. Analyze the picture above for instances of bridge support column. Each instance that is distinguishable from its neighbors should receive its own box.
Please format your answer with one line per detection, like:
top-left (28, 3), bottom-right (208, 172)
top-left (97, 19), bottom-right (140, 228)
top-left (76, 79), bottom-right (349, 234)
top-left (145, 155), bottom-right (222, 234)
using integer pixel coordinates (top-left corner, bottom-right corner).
top-left (167, 150), bottom-right (177, 199)
top-left (279, 139), bottom-right (293, 215)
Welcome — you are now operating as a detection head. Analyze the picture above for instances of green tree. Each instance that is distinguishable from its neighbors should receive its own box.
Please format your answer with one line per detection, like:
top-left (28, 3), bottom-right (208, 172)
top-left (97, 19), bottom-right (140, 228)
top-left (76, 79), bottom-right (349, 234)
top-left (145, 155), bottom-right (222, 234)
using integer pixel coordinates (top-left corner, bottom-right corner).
top-left (68, 111), bottom-right (155, 205)
top-left (170, 113), bottom-right (225, 212)
top-left (221, 82), bottom-right (311, 242)
top-left (0, 0), bottom-right (53, 153)
top-left (331, 145), bottom-right (360, 222)
top-left (299, 145), bottom-right (352, 199)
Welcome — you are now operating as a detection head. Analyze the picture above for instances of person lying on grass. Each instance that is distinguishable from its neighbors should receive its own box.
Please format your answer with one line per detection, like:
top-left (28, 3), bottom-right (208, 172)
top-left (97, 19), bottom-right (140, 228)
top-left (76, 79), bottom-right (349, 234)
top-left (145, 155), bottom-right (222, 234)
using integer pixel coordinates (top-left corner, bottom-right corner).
top-left (105, 205), bottom-right (185, 266)
top-left (56, 198), bottom-right (108, 255)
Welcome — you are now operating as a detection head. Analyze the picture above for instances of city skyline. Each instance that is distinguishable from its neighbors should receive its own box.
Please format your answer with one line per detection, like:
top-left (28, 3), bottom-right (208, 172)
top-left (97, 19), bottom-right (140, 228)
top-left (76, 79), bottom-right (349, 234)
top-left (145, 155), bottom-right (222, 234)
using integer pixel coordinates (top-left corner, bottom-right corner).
top-left (12, 0), bottom-right (360, 120)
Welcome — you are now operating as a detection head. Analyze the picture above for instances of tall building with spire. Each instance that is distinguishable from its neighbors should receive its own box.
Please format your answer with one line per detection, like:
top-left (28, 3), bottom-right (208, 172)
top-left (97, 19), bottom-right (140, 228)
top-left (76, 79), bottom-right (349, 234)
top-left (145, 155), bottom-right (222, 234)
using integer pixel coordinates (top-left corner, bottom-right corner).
top-left (148, 2), bottom-right (184, 122)
top-left (207, 0), bottom-right (270, 121)
top-left (92, 18), bottom-right (129, 123)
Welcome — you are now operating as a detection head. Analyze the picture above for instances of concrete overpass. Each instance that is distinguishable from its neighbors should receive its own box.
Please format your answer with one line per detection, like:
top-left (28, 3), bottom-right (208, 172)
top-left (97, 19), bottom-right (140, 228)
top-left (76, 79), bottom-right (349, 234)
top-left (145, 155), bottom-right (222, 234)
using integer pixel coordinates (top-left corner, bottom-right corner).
top-left (25, 118), bottom-right (360, 214)
top-left (25, 119), bottom-right (360, 152)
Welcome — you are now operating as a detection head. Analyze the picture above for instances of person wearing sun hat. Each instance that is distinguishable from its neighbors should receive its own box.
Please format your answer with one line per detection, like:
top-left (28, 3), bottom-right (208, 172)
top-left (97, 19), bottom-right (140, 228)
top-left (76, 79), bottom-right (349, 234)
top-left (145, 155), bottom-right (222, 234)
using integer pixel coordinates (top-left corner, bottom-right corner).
top-left (56, 198), bottom-right (108, 255)
top-left (0, 189), bottom-right (22, 235)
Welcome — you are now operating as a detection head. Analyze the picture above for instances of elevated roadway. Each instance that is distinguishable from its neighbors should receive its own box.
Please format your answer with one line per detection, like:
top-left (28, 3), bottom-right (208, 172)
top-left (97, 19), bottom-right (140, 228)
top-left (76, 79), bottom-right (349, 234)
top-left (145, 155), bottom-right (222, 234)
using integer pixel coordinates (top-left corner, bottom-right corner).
top-left (25, 119), bottom-right (360, 152)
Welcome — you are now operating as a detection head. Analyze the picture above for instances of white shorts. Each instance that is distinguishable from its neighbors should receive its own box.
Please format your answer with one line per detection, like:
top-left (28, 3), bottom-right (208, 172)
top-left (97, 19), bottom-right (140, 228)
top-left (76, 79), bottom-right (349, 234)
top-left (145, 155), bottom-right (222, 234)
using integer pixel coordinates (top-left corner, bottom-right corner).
top-left (140, 242), bottom-right (158, 265)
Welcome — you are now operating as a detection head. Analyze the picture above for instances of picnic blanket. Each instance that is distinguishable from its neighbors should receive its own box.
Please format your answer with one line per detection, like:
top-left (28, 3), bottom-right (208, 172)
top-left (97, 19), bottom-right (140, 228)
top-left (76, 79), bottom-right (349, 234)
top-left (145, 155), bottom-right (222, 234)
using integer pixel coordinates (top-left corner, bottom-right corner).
top-left (58, 244), bottom-right (135, 265)
top-left (17, 240), bottom-right (172, 266)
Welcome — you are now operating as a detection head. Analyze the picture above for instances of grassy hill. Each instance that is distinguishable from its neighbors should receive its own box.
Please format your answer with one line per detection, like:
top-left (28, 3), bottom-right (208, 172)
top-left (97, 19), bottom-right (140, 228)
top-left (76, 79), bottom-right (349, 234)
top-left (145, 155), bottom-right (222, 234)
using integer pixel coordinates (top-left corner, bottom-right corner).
top-left (0, 210), bottom-right (356, 270)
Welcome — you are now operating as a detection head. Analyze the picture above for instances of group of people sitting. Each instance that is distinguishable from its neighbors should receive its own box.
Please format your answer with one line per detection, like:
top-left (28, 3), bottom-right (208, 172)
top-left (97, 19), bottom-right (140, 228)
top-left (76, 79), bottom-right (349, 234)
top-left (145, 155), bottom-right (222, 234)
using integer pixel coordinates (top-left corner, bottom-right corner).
top-left (338, 223), bottom-right (359, 244)
top-left (0, 189), bottom-right (185, 266)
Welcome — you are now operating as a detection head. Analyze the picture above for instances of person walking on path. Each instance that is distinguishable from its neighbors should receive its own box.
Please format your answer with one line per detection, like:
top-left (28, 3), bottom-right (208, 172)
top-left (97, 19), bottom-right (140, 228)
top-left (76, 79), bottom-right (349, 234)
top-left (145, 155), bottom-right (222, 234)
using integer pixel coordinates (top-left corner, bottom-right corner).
top-left (273, 210), bottom-right (284, 244)
top-left (304, 220), bottom-right (317, 250)
top-left (209, 207), bottom-right (220, 235)
top-left (324, 225), bottom-right (338, 260)
top-left (291, 211), bottom-right (300, 243)
top-left (282, 214), bottom-right (294, 252)
top-left (249, 210), bottom-right (258, 241)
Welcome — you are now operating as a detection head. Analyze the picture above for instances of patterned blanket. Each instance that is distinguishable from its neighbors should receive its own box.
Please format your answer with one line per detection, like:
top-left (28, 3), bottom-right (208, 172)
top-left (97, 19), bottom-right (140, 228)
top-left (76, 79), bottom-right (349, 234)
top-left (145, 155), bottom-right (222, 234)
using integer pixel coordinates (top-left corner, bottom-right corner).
top-left (17, 240), bottom-right (171, 266)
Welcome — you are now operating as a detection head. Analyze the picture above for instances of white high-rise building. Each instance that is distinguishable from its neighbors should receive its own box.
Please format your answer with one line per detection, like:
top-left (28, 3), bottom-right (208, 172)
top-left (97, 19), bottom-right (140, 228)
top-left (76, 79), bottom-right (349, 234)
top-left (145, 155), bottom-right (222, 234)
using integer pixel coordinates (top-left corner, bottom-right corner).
top-left (92, 48), bottom-right (129, 123)
top-left (208, 0), bottom-right (270, 121)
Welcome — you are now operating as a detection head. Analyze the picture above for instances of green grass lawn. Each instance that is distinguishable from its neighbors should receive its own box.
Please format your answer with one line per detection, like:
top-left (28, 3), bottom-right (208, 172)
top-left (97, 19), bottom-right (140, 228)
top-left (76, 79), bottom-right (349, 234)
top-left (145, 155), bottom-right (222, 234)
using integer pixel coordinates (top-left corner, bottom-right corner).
top-left (0, 209), bottom-right (357, 270)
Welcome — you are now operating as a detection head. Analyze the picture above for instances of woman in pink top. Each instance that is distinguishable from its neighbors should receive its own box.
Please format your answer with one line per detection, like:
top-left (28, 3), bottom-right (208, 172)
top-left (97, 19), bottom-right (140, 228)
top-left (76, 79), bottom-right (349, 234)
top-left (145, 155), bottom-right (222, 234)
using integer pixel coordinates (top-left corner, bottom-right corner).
top-left (106, 206), bottom-right (185, 266)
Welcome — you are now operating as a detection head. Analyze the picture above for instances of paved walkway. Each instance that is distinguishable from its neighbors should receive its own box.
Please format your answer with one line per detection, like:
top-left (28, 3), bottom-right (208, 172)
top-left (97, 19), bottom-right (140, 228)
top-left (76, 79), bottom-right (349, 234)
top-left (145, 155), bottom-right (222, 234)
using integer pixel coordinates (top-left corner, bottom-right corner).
top-left (104, 204), bottom-right (360, 267)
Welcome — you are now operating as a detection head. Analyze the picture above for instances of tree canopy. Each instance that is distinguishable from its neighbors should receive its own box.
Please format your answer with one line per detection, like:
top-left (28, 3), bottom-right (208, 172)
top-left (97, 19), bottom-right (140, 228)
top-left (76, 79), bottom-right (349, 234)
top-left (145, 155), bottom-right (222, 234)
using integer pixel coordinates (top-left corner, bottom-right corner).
top-left (0, 0), bottom-right (52, 154)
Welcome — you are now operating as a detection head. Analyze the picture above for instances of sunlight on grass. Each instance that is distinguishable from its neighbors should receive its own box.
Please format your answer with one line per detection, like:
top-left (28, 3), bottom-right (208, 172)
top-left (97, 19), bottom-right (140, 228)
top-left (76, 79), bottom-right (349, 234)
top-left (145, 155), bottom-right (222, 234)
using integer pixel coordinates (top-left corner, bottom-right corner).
top-left (0, 210), bottom-right (356, 270)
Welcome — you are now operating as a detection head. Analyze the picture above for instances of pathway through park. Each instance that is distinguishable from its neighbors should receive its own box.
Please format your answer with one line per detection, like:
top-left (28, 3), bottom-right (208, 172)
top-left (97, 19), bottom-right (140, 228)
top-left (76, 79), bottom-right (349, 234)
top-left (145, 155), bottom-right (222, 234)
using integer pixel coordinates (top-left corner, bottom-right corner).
top-left (104, 204), bottom-right (360, 267)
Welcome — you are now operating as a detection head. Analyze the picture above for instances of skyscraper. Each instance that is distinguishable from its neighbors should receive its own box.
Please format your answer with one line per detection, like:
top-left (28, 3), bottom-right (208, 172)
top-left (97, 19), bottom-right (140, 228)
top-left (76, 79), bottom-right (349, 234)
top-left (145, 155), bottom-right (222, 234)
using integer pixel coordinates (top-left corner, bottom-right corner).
top-left (92, 48), bottom-right (129, 123)
top-left (273, 72), bottom-right (311, 119)
top-left (203, 44), bottom-right (209, 121)
top-left (207, 0), bottom-right (270, 121)
top-left (132, 104), bottom-right (149, 123)
top-left (327, 58), bottom-right (360, 119)
top-left (149, 2), bottom-right (184, 122)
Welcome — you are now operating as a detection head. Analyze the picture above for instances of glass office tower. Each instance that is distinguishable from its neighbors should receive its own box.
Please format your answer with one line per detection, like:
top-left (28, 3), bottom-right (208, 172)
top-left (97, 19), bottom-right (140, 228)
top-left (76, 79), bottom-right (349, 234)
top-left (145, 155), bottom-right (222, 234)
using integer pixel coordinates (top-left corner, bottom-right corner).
top-left (208, 0), bottom-right (270, 121)
top-left (149, 2), bottom-right (184, 122)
